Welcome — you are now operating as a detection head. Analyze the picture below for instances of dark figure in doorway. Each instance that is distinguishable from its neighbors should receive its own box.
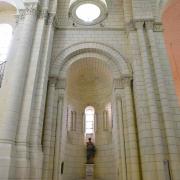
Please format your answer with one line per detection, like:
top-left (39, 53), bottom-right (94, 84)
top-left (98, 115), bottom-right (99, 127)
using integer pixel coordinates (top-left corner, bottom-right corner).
top-left (86, 138), bottom-right (96, 164)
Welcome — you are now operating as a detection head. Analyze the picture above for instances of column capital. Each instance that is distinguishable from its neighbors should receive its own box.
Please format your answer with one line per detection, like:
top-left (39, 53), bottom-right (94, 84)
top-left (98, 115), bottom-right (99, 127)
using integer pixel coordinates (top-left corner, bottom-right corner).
top-left (24, 2), bottom-right (39, 16)
top-left (113, 76), bottom-right (132, 90)
top-left (16, 2), bottom-right (39, 23)
top-left (126, 20), bottom-right (136, 32)
top-left (38, 8), bottom-right (48, 19)
top-left (58, 89), bottom-right (65, 98)
top-left (113, 78), bottom-right (124, 90)
top-left (48, 77), bottom-right (57, 86)
top-left (134, 20), bottom-right (144, 30)
top-left (56, 78), bottom-right (66, 90)
top-left (121, 75), bottom-right (132, 88)
top-left (46, 13), bottom-right (56, 25)
top-left (145, 20), bottom-right (154, 30)
top-left (16, 11), bottom-right (25, 23)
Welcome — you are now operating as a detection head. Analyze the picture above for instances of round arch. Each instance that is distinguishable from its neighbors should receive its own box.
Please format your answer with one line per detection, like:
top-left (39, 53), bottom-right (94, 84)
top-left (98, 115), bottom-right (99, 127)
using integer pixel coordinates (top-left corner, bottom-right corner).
top-left (50, 42), bottom-right (131, 79)
top-left (0, 0), bottom-right (24, 9)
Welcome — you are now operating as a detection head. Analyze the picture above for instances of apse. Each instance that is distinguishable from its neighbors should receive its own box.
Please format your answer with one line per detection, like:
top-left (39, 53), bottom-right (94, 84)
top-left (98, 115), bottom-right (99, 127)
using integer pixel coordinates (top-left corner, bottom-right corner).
top-left (61, 57), bottom-right (116, 180)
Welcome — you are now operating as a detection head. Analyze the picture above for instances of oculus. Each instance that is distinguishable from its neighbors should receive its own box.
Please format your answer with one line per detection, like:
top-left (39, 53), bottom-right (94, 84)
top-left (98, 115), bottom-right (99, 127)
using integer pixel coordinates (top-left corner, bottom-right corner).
top-left (76, 3), bottom-right (101, 22)
top-left (69, 0), bottom-right (108, 26)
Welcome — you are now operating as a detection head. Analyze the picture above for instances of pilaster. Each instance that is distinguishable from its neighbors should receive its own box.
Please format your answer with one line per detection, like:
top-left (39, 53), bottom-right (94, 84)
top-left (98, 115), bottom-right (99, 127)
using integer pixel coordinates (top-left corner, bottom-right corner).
top-left (42, 77), bottom-right (57, 180)
top-left (145, 20), bottom-right (180, 180)
top-left (113, 78), bottom-right (127, 180)
top-left (29, 11), bottom-right (56, 180)
top-left (127, 21), bottom-right (157, 180)
top-left (135, 20), bottom-right (167, 180)
top-left (122, 76), bottom-right (141, 180)
top-left (0, 3), bottom-right (38, 179)
top-left (53, 79), bottom-right (66, 180)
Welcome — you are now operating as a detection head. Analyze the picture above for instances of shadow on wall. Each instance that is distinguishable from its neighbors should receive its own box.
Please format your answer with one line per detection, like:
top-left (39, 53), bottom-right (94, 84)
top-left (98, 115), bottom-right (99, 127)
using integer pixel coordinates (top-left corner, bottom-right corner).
top-left (162, 0), bottom-right (180, 104)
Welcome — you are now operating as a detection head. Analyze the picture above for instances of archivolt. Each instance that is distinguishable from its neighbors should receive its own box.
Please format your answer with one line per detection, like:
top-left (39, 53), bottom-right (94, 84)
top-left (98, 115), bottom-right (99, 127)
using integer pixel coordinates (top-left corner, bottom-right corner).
top-left (50, 42), bottom-right (131, 79)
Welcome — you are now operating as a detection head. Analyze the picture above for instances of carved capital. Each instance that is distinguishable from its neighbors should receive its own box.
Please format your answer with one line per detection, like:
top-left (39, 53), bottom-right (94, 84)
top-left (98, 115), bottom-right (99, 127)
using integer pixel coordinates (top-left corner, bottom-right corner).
top-left (16, 2), bottom-right (38, 23)
top-left (46, 13), bottom-right (56, 25)
top-left (56, 78), bottom-right (66, 89)
top-left (134, 20), bottom-right (144, 30)
top-left (24, 2), bottom-right (39, 16)
top-left (126, 20), bottom-right (136, 32)
top-left (145, 20), bottom-right (154, 30)
top-left (38, 8), bottom-right (48, 19)
top-left (153, 23), bottom-right (163, 32)
top-left (113, 79), bottom-right (123, 89)
top-left (49, 77), bottom-right (57, 86)
top-left (58, 89), bottom-right (65, 98)
top-left (16, 9), bottom-right (26, 23)
top-left (121, 76), bottom-right (132, 88)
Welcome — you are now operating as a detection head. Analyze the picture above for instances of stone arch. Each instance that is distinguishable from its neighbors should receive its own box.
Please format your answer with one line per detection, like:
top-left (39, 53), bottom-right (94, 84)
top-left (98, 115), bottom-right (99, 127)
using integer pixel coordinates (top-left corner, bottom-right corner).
top-left (50, 42), bottom-right (132, 79)
top-left (0, 0), bottom-right (24, 9)
top-left (0, 1), bottom-right (17, 23)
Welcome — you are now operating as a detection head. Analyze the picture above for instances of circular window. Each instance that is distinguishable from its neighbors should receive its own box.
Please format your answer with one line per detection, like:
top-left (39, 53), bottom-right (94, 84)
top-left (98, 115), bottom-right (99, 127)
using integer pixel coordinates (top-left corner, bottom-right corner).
top-left (69, 0), bottom-right (108, 26)
top-left (76, 3), bottom-right (100, 22)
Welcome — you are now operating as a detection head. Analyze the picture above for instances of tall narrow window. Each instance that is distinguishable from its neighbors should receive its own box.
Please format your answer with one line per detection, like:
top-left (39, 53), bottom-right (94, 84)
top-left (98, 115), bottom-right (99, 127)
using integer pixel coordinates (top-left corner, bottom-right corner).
top-left (0, 24), bottom-right (12, 63)
top-left (85, 106), bottom-right (95, 134)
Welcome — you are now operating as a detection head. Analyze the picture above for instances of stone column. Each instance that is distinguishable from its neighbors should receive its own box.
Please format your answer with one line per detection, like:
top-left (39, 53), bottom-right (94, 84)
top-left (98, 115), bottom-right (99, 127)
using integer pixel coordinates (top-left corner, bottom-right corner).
top-left (113, 79), bottom-right (127, 180)
top-left (122, 76), bottom-right (140, 180)
top-left (53, 80), bottom-right (65, 180)
top-left (0, 3), bottom-right (38, 179)
top-left (29, 13), bottom-right (56, 180)
top-left (15, 8), bottom-right (48, 180)
top-left (145, 20), bottom-right (180, 180)
top-left (135, 21), bottom-right (166, 180)
top-left (127, 25), bottom-right (155, 180)
top-left (42, 78), bottom-right (56, 180)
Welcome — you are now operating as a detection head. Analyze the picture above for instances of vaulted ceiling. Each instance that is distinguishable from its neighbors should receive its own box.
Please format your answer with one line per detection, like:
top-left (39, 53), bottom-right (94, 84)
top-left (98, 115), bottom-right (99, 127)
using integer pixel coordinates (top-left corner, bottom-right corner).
top-left (67, 58), bottom-right (113, 109)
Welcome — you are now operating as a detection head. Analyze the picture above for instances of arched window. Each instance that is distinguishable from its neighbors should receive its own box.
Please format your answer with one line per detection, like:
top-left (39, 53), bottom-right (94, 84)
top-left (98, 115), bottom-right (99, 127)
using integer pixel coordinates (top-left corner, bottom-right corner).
top-left (85, 106), bottom-right (95, 134)
top-left (0, 24), bottom-right (12, 63)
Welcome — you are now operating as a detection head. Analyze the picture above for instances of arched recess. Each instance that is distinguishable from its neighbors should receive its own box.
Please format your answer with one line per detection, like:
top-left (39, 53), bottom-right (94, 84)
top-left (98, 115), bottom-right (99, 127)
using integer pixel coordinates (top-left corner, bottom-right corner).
top-left (50, 42), bottom-right (131, 79)
top-left (162, 0), bottom-right (180, 103)
top-left (51, 43), bottom-right (131, 180)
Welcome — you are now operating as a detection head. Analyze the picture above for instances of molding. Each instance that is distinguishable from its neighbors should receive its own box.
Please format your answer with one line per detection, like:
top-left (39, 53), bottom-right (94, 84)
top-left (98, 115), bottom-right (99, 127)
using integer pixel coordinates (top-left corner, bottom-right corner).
top-left (55, 26), bottom-right (125, 31)
top-left (126, 20), bottom-right (163, 32)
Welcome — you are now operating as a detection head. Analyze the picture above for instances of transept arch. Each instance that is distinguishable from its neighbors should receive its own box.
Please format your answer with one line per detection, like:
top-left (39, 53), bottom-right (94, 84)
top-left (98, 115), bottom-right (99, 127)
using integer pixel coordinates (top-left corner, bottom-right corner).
top-left (50, 42), bottom-right (132, 79)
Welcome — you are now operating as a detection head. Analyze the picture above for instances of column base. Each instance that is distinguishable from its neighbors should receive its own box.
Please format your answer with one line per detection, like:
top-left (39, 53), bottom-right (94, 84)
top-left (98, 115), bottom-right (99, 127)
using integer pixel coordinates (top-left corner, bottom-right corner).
top-left (16, 143), bottom-right (30, 179)
top-left (30, 146), bottom-right (43, 180)
top-left (0, 142), bottom-right (16, 180)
